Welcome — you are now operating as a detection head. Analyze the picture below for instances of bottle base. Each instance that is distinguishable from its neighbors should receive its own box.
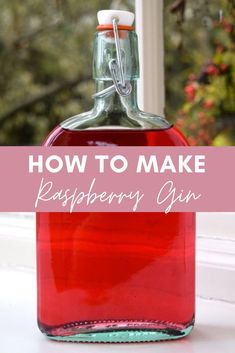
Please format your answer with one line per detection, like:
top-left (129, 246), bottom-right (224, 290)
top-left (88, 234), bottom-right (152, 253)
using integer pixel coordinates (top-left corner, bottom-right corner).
top-left (40, 318), bottom-right (194, 343)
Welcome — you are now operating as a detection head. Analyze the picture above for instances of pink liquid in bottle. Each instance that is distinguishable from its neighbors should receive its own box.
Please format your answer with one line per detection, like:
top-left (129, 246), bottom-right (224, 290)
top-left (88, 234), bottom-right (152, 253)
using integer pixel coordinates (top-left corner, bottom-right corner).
top-left (37, 126), bottom-right (195, 342)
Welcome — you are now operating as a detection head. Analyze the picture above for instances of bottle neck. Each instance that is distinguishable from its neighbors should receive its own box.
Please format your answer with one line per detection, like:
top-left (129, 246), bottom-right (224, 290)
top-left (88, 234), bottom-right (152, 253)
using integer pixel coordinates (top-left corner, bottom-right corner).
top-left (94, 80), bottom-right (138, 113)
top-left (93, 29), bottom-right (139, 80)
top-left (92, 29), bottom-right (139, 113)
top-left (61, 28), bottom-right (170, 130)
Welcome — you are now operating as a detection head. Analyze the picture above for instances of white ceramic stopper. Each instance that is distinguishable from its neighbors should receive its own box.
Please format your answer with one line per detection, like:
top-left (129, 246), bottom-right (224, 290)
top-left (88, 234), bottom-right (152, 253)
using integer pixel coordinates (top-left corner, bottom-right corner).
top-left (97, 10), bottom-right (135, 27)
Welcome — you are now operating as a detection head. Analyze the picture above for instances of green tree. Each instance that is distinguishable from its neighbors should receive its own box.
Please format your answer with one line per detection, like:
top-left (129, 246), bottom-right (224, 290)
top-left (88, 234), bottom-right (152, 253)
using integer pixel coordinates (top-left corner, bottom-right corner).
top-left (165, 0), bottom-right (235, 145)
top-left (0, 0), bottom-right (134, 145)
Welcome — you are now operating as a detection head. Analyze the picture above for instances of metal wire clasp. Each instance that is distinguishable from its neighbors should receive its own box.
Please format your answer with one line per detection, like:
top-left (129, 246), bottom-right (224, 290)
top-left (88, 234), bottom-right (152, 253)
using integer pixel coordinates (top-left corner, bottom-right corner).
top-left (93, 18), bottom-right (132, 99)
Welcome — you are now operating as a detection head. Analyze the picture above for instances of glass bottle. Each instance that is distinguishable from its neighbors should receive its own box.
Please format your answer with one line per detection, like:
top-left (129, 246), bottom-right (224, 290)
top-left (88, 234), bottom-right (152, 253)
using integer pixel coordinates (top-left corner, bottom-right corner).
top-left (37, 10), bottom-right (195, 343)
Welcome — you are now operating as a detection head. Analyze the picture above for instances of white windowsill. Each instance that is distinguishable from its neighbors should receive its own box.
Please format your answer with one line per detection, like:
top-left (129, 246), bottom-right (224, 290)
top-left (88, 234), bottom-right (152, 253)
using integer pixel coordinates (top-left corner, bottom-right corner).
top-left (0, 212), bottom-right (235, 303)
top-left (0, 212), bottom-right (234, 352)
top-left (1, 267), bottom-right (235, 353)
top-left (197, 213), bottom-right (235, 303)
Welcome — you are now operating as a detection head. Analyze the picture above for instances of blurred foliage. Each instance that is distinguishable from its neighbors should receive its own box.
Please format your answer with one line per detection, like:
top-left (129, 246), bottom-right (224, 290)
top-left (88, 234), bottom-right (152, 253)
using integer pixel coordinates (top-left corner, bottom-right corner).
top-left (164, 0), bottom-right (235, 145)
top-left (1, 0), bottom-right (234, 146)
top-left (0, 0), bottom-right (134, 145)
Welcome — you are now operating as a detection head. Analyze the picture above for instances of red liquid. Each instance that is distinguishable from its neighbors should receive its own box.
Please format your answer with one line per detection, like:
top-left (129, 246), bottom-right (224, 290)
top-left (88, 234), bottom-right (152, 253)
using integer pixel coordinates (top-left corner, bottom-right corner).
top-left (37, 127), bottom-right (195, 339)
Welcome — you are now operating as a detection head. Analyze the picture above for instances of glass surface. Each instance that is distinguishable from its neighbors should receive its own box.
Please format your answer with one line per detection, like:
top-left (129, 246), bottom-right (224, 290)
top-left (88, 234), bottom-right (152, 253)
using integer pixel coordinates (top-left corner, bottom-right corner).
top-left (37, 127), bottom-right (195, 343)
top-left (60, 27), bottom-right (170, 131)
top-left (37, 18), bottom-right (195, 343)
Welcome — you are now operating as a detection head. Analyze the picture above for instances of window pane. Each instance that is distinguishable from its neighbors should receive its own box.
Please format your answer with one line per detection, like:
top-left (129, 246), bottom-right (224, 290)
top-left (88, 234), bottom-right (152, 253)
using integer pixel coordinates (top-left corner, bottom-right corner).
top-left (164, 0), bottom-right (235, 146)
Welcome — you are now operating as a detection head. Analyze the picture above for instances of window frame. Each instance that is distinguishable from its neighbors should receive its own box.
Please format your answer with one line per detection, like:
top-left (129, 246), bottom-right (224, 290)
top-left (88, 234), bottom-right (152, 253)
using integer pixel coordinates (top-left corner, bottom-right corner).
top-left (135, 0), bottom-right (165, 115)
top-left (0, 212), bottom-right (235, 303)
top-left (135, 0), bottom-right (235, 303)
top-left (0, 2), bottom-right (234, 304)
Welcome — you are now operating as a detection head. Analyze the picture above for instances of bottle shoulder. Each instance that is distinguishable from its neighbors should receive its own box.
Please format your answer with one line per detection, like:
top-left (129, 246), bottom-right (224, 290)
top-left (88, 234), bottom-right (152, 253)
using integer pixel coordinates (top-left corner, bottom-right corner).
top-left (44, 124), bottom-right (188, 147)
top-left (60, 107), bottom-right (172, 131)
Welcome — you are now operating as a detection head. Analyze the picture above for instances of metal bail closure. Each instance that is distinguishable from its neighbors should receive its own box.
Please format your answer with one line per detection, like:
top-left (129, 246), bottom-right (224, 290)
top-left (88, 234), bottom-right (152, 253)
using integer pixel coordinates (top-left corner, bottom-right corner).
top-left (109, 59), bottom-right (132, 97)
top-left (93, 17), bottom-right (132, 99)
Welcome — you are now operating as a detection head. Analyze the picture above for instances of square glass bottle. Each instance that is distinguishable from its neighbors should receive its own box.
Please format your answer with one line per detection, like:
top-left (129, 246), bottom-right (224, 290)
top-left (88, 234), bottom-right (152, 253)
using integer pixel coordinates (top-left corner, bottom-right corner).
top-left (37, 10), bottom-right (195, 343)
